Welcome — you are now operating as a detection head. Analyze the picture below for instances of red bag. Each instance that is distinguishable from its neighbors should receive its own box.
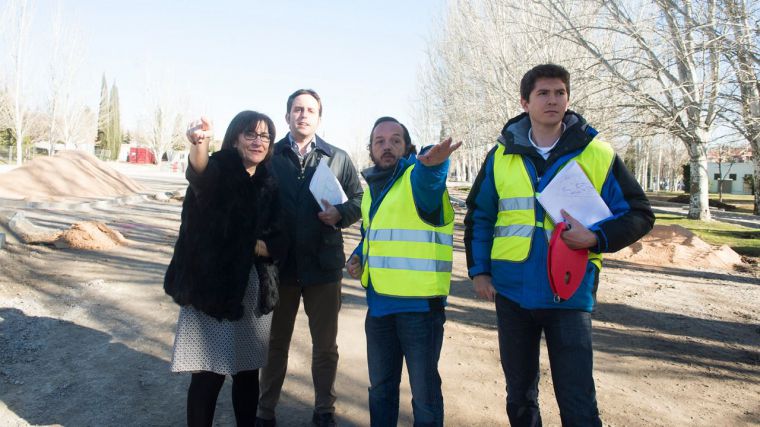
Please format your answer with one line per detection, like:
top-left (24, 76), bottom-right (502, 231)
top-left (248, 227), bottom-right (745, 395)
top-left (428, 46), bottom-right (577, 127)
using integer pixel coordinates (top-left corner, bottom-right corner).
top-left (547, 222), bottom-right (588, 302)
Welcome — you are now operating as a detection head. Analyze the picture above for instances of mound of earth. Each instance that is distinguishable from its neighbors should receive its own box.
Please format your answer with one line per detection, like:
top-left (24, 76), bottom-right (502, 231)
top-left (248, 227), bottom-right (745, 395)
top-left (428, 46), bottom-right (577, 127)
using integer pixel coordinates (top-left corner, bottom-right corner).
top-left (55, 221), bottom-right (128, 250)
top-left (0, 151), bottom-right (144, 201)
top-left (608, 224), bottom-right (744, 270)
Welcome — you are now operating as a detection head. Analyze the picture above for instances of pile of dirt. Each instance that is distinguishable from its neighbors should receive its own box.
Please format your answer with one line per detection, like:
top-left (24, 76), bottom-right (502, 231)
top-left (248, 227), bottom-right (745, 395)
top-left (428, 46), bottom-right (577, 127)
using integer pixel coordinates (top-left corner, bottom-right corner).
top-left (0, 151), bottom-right (144, 201)
top-left (608, 224), bottom-right (744, 270)
top-left (4, 212), bottom-right (127, 250)
top-left (55, 221), bottom-right (127, 250)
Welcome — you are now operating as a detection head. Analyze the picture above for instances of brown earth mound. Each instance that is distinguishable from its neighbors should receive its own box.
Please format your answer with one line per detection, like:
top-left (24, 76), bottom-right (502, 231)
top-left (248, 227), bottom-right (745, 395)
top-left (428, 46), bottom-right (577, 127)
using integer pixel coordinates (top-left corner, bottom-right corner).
top-left (608, 224), bottom-right (744, 270)
top-left (55, 221), bottom-right (127, 250)
top-left (0, 151), bottom-right (144, 200)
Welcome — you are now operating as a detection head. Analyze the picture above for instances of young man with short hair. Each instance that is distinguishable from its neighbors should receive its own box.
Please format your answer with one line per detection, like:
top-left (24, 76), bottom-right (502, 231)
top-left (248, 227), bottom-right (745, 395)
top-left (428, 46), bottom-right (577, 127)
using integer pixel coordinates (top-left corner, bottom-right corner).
top-left (465, 64), bottom-right (654, 426)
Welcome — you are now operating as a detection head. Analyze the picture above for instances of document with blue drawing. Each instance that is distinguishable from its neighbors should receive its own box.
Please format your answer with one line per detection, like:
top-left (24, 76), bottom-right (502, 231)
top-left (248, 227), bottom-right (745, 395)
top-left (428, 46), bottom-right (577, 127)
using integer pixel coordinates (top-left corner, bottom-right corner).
top-left (537, 160), bottom-right (613, 226)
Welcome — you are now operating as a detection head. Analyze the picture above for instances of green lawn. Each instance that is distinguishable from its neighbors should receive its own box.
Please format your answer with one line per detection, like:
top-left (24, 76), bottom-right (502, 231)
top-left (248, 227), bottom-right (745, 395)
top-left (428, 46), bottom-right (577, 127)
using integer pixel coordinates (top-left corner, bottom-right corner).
top-left (648, 191), bottom-right (755, 214)
top-left (655, 214), bottom-right (760, 257)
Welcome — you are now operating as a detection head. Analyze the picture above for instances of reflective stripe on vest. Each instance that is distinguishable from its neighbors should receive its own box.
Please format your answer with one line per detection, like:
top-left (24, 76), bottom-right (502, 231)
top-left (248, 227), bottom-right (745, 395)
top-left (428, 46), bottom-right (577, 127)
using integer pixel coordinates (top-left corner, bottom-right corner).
top-left (368, 229), bottom-right (454, 246)
top-left (367, 256), bottom-right (453, 273)
top-left (491, 139), bottom-right (614, 269)
top-left (360, 164), bottom-right (455, 297)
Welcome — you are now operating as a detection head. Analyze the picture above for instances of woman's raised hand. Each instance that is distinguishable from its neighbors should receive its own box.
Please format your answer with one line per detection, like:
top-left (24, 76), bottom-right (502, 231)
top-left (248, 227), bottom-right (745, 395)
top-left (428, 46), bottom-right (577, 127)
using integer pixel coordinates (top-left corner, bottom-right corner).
top-left (186, 117), bottom-right (213, 145)
top-left (186, 117), bottom-right (213, 174)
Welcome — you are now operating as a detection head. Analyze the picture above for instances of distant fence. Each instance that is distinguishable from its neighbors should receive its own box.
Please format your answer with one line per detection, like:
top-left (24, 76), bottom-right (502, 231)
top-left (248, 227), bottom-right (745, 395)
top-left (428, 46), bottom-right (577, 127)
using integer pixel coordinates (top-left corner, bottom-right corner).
top-left (0, 145), bottom-right (117, 165)
top-left (0, 145), bottom-right (22, 164)
top-left (93, 148), bottom-right (112, 161)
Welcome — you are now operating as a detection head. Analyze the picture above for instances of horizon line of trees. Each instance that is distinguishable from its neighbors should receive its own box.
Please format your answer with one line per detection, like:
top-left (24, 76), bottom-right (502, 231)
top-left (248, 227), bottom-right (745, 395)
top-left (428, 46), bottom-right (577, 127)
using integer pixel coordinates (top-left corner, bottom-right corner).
top-left (0, 0), bottom-right (189, 166)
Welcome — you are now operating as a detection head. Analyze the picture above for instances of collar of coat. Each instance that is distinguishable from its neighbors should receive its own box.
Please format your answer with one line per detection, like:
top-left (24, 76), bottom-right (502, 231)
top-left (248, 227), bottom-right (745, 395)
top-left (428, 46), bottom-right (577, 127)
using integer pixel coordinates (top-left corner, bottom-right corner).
top-left (497, 110), bottom-right (599, 159)
top-left (274, 133), bottom-right (335, 157)
top-left (211, 148), bottom-right (276, 186)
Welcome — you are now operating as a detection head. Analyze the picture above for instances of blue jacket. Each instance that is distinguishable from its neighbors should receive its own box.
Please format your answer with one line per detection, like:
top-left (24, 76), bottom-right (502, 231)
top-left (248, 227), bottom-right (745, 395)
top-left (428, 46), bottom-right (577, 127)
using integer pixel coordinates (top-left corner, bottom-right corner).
top-left (464, 111), bottom-right (654, 311)
top-left (353, 148), bottom-right (450, 317)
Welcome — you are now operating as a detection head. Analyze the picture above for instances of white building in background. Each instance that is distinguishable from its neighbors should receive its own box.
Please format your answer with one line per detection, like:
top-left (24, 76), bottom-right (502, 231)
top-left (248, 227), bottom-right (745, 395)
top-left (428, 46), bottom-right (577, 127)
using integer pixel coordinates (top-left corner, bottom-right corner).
top-left (33, 140), bottom-right (95, 155)
top-left (707, 146), bottom-right (754, 195)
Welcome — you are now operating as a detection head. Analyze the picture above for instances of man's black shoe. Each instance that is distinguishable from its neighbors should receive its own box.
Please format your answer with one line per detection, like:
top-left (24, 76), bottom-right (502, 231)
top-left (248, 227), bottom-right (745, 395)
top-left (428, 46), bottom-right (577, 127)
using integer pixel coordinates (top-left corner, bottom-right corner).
top-left (255, 417), bottom-right (276, 427)
top-left (311, 411), bottom-right (337, 427)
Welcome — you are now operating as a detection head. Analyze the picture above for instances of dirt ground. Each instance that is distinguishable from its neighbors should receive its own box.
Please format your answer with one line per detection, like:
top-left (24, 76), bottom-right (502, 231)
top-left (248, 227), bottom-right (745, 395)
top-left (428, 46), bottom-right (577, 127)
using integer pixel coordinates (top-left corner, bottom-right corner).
top-left (0, 163), bottom-right (759, 426)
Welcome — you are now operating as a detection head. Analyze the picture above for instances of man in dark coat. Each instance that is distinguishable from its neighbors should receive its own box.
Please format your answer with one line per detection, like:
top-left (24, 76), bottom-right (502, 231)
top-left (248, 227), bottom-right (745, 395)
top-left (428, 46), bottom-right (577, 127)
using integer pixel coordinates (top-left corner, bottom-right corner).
top-left (257, 89), bottom-right (363, 427)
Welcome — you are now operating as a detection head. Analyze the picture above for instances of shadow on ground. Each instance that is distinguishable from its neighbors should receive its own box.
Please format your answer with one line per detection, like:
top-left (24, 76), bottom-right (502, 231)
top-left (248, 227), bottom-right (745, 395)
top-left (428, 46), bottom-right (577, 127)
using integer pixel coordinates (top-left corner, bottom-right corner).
top-left (0, 307), bottom-right (184, 426)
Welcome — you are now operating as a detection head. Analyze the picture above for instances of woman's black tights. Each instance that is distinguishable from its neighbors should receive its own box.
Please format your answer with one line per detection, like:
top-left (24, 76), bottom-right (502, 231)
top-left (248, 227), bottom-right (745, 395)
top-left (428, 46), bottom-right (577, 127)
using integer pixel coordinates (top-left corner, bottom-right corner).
top-left (187, 369), bottom-right (260, 427)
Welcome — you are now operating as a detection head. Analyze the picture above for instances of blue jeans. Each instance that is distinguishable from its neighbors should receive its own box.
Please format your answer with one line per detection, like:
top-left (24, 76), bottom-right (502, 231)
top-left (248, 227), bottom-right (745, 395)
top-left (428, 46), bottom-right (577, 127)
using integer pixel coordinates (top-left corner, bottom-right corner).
top-left (496, 294), bottom-right (602, 427)
top-left (365, 310), bottom-right (445, 427)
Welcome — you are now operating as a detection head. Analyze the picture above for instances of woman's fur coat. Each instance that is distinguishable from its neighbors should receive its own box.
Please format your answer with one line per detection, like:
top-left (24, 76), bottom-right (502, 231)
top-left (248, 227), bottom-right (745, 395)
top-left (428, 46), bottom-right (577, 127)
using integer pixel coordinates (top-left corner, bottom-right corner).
top-left (164, 149), bottom-right (286, 320)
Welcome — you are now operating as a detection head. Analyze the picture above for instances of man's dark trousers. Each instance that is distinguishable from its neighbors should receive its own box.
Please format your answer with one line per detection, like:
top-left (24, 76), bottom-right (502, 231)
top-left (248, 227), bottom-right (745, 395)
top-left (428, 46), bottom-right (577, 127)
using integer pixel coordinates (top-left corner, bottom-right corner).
top-left (365, 310), bottom-right (445, 427)
top-left (258, 280), bottom-right (341, 418)
top-left (496, 294), bottom-right (602, 427)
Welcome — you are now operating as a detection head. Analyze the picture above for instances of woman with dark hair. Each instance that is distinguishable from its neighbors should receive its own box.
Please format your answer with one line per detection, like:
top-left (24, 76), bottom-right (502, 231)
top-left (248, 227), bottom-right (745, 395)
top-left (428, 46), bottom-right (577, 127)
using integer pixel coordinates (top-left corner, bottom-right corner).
top-left (164, 111), bottom-right (287, 426)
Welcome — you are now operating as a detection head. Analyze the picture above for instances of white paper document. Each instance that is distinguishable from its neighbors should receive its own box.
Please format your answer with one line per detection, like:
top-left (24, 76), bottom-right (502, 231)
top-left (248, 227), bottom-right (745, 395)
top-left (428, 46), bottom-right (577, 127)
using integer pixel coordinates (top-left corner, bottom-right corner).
top-left (309, 159), bottom-right (348, 211)
top-left (537, 161), bottom-right (613, 227)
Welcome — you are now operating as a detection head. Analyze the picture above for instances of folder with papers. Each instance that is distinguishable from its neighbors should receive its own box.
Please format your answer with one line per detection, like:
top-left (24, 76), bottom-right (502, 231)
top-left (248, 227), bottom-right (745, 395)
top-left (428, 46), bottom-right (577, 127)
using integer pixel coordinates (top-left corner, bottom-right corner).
top-left (309, 159), bottom-right (348, 210)
top-left (536, 160), bottom-right (612, 227)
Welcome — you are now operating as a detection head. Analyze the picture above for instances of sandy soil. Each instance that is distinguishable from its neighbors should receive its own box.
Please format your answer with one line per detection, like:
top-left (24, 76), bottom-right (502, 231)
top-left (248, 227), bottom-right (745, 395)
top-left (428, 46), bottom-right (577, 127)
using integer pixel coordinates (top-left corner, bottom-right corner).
top-left (0, 152), bottom-right (143, 201)
top-left (0, 164), bottom-right (758, 426)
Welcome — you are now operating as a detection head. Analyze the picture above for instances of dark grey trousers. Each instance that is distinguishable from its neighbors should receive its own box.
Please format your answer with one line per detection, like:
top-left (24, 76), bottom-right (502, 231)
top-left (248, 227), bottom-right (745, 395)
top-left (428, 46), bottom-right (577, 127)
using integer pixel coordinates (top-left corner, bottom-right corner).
top-left (257, 280), bottom-right (342, 419)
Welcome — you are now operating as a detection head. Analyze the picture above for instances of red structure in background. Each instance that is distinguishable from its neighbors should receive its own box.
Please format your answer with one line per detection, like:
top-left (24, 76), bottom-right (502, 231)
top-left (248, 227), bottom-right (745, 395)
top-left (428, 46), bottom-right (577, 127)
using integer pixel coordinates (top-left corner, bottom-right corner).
top-left (128, 147), bottom-right (156, 164)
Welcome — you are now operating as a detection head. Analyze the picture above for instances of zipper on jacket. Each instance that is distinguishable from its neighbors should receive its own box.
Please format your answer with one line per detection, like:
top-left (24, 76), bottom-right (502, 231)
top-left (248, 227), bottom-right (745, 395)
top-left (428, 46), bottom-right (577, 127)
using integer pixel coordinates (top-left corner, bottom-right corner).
top-left (524, 155), bottom-right (561, 303)
top-left (364, 219), bottom-right (372, 285)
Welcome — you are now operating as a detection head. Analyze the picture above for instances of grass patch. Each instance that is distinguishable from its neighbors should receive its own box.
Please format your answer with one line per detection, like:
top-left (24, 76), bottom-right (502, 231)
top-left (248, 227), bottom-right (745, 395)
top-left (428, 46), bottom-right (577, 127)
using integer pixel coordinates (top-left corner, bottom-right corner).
top-left (647, 192), bottom-right (755, 214)
top-left (655, 214), bottom-right (760, 257)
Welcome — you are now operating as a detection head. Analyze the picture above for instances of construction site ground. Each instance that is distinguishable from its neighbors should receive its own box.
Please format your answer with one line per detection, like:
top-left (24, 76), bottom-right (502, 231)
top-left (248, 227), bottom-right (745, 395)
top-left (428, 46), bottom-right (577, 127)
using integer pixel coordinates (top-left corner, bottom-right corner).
top-left (0, 160), bottom-right (758, 426)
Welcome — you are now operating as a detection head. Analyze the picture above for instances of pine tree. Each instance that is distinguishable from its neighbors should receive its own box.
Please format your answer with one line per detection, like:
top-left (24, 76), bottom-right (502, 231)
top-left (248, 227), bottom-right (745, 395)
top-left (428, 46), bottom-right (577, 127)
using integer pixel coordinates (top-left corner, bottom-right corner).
top-left (96, 74), bottom-right (110, 158)
top-left (109, 83), bottom-right (122, 160)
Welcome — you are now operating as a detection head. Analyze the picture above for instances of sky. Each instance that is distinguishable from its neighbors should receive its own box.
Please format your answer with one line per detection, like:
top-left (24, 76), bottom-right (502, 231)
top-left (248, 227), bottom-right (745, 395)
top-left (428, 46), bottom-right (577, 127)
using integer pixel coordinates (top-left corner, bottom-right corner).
top-left (6, 0), bottom-right (445, 152)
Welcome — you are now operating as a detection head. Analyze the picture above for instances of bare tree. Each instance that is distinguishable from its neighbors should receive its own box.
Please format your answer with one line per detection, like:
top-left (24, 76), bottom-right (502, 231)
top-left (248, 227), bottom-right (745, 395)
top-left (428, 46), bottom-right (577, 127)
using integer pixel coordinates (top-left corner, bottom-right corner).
top-left (144, 105), bottom-right (184, 166)
top-left (410, 66), bottom-right (442, 149)
top-left (2, 0), bottom-right (34, 165)
top-left (538, 0), bottom-right (724, 220)
top-left (46, 3), bottom-right (88, 154)
top-left (714, 0), bottom-right (760, 213)
top-left (0, 87), bottom-right (10, 135)
top-left (417, 0), bottom-right (635, 184)
top-left (347, 136), bottom-right (372, 173)
top-left (141, 75), bottom-right (187, 166)
top-left (647, 135), bottom-right (689, 192)
top-left (667, 137), bottom-right (690, 191)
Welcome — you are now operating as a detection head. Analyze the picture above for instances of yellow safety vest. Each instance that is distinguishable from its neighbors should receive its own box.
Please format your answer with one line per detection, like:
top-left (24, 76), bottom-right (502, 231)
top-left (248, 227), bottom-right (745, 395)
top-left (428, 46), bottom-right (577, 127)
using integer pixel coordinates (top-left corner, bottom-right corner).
top-left (360, 165), bottom-right (455, 297)
top-left (491, 139), bottom-right (615, 270)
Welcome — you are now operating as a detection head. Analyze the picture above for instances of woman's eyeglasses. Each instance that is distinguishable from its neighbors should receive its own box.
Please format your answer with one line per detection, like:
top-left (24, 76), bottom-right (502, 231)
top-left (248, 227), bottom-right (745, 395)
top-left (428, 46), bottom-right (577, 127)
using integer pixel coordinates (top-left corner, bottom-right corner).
top-left (243, 132), bottom-right (271, 143)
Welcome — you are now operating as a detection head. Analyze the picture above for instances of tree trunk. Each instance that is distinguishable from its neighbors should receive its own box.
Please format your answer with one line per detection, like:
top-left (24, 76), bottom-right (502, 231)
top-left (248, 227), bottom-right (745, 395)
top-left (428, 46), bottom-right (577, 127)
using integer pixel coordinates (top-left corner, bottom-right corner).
top-left (753, 154), bottom-right (760, 216)
top-left (470, 150), bottom-right (480, 183)
top-left (655, 148), bottom-right (662, 192)
top-left (724, 0), bottom-right (760, 215)
top-left (644, 147), bottom-right (650, 191)
top-left (687, 142), bottom-right (710, 220)
top-left (717, 160), bottom-right (723, 203)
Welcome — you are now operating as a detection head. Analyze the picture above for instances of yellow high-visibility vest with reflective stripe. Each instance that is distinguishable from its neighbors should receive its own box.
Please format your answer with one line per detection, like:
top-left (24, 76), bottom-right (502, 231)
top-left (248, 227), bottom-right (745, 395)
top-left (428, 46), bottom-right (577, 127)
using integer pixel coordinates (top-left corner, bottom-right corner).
top-left (491, 139), bottom-right (615, 269)
top-left (360, 165), bottom-right (455, 297)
